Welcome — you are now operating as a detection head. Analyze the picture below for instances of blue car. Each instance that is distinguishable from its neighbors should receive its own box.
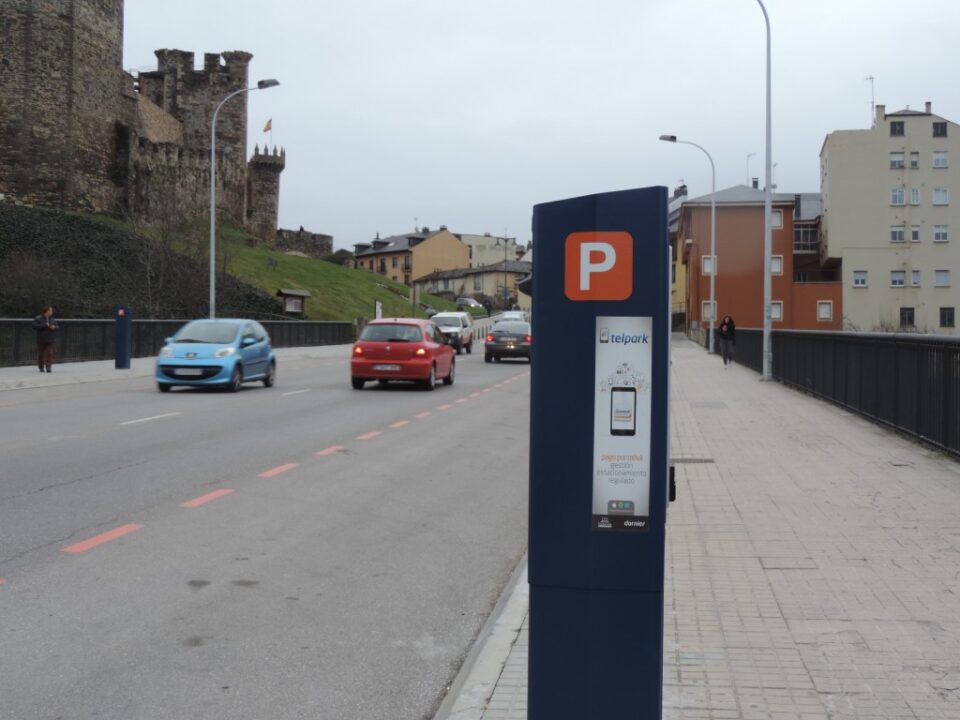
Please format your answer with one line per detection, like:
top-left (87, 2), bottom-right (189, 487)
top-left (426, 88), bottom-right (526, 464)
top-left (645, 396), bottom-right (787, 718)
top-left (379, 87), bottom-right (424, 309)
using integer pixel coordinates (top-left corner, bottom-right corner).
top-left (155, 319), bottom-right (276, 392)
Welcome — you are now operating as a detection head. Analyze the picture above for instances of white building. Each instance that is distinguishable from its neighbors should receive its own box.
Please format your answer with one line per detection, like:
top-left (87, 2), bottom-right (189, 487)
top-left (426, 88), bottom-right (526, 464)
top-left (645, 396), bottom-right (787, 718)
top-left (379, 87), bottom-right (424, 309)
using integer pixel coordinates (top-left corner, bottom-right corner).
top-left (821, 102), bottom-right (959, 334)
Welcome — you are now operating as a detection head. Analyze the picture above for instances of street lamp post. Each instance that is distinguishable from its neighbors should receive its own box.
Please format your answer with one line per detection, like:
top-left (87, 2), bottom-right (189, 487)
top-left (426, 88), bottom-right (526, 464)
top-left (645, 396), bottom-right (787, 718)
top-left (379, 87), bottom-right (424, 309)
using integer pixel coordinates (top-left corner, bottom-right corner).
top-left (660, 134), bottom-right (716, 353)
top-left (496, 237), bottom-right (510, 309)
top-left (756, 0), bottom-right (773, 380)
top-left (209, 78), bottom-right (279, 319)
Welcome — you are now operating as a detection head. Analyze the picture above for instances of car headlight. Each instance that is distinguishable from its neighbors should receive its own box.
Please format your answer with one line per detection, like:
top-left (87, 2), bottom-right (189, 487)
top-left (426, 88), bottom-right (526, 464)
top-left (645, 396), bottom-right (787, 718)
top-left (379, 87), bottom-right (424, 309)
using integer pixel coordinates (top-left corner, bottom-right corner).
top-left (160, 347), bottom-right (173, 357)
top-left (213, 347), bottom-right (236, 358)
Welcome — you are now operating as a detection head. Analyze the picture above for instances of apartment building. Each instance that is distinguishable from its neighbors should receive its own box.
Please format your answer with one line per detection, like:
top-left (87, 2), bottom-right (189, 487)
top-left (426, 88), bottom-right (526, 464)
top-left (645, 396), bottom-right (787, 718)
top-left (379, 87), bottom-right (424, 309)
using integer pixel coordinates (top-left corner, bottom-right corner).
top-left (353, 227), bottom-right (470, 286)
top-left (678, 185), bottom-right (842, 343)
top-left (821, 102), bottom-right (959, 334)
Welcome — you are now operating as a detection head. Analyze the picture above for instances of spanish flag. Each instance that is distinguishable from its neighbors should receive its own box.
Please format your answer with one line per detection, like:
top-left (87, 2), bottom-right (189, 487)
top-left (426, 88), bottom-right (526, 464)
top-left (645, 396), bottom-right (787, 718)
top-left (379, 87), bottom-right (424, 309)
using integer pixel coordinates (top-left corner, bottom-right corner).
top-left (263, 118), bottom-right (272, 133)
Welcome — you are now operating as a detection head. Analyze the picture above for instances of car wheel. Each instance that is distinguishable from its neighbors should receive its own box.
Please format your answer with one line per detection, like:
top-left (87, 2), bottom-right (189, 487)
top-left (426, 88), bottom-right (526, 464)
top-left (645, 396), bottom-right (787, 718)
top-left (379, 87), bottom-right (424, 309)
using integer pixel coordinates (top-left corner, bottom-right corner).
top-left (443, 360), bottom-right (455, 385)
top-left (465, 341), bottom-right (472, 354)
top-left (262, 361), bottom-right (276, 387)
top-left (484, 353), bottom-right (492, 363)
top-left (158, 383), bottom-right (171, 393)
top-left (422, 364), bottom-right (436, 391)
top-left (351, 377), bottom-right (366, 390)
top-left (228, 365), bottom-right (243, 392)
top-left (456, 343), bottom-right (463, 356)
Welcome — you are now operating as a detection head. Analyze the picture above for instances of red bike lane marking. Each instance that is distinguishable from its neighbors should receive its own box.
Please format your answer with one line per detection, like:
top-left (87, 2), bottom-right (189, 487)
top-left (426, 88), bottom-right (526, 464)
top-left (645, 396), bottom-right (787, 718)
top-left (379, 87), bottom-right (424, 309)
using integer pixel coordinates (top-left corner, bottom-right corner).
top-left (62, 524), bottom-right (143, 554)
top-left (317, 445), bottom-right (346, 456)
top-left (389, 420), bottom-right (410, 429)
top-left (258, 463), bottom-right (300, 478)
top-left (357, 431), bottom-right (381, 440)
top-left (414, 411), bottom-right (431, 419)
top-left (180, 488), bottom-right (234, 508)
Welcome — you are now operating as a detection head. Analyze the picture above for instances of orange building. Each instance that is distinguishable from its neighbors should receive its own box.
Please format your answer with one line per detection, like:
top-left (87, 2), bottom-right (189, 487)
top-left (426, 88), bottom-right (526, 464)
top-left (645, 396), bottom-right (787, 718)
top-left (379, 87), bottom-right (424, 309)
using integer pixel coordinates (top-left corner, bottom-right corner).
top-left (678, 185), bottom-right (842, 341)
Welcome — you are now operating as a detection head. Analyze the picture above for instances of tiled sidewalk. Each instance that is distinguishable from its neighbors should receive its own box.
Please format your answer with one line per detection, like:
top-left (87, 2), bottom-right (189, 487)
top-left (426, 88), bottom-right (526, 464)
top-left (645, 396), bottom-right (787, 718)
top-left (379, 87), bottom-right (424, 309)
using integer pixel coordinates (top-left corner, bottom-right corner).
top-left (442, 336), bottom-right (960, 720)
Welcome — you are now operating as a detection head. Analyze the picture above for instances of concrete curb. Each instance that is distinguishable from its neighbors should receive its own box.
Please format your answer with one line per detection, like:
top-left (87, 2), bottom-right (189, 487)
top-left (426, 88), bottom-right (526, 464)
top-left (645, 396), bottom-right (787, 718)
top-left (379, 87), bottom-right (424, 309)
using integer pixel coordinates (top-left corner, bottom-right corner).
top-left (434, 558), bottom-right (528, 720)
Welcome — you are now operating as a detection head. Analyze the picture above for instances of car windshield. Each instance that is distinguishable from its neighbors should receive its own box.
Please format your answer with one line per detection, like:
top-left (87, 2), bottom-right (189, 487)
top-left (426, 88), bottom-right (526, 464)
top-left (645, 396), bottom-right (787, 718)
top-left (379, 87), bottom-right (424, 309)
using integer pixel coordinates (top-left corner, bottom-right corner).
top-left (433, 316), bottom-right (461, 327)
top-left (492, 322), bottom-right (529, 334)
top-left (174, 322), bottom-right (240, 344)
top-left (360, 324), bottom-right (424, 342)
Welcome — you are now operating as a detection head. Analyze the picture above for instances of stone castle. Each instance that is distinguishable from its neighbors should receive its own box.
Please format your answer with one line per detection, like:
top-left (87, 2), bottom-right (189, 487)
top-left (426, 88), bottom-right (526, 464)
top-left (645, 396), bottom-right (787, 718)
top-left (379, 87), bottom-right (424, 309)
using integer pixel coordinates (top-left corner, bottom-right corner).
top-left (0, 0), bottom-right (327, 251)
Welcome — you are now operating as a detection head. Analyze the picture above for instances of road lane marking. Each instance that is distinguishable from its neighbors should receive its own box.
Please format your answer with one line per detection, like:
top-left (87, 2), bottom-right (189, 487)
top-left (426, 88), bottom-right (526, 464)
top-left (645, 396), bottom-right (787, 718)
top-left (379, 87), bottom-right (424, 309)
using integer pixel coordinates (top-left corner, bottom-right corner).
top-left (455, 398), bottom-right (468, 403)
top-left (414, 411), bottom-right (431, 419)
top-left (62, 524), bottom-right (143, 554)
top-left (389, 420), bottom-right (410, 429)
top-left (181, 488), bottom-right (234, 508)
top-left (357, 431), bottom-right (381, 440)
top-left (258, 463), bottom-right (300, 478)
top-left (437, 404), bottom-right (453, 410)
top-left (482, 388), bottom-right (493, 393)
top-left (282, 389), bottom-right (312, 396)
top-left (469, 393), bottom-right (481, 398)
top-left (120, 412), bottom-right (181, 426)
top-left (317, 445), bottom-right (346, 456)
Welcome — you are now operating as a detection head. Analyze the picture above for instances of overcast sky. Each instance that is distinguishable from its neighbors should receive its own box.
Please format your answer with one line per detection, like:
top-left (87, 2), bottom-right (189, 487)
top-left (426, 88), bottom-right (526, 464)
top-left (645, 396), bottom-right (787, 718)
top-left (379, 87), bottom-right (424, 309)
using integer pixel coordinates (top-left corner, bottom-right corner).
top-left (123, 0), bottom-right (960, 250)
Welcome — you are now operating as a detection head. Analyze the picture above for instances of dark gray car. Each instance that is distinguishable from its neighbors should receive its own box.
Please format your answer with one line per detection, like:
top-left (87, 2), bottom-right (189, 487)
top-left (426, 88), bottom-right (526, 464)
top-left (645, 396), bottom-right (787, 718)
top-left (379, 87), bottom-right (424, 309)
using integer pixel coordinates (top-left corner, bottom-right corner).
top-left (484, 320), bottom-right (531, 363)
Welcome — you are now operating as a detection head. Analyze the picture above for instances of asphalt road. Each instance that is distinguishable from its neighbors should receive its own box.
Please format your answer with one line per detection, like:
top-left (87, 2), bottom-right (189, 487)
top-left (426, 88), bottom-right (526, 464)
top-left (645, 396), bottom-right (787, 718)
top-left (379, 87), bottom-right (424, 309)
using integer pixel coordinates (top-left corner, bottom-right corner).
top-left (0, 351), bottom-right (531, 720)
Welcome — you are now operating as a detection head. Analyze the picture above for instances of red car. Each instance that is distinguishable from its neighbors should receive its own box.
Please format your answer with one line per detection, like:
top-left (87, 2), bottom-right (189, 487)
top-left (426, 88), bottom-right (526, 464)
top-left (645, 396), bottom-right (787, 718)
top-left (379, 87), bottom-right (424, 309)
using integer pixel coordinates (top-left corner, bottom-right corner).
top-left (351, 318), bottom-right (456, 390)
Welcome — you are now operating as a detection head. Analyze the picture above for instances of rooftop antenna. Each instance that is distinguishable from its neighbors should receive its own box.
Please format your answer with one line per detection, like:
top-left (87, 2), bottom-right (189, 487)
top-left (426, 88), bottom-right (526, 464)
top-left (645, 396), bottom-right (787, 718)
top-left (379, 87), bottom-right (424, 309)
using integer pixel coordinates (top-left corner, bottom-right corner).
top-left (865, 75), bottom-right (875, 127)
top-left (414, 217), bottom-right (418, 232)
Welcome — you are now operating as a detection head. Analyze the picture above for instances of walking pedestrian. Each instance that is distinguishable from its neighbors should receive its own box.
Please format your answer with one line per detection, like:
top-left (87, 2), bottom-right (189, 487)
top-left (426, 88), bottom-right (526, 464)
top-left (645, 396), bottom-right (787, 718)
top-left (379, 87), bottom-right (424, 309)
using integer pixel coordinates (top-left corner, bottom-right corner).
top-left (718, 314), bottom-right (736, 367)
top-left (32, 305), bottom-right (59, 373)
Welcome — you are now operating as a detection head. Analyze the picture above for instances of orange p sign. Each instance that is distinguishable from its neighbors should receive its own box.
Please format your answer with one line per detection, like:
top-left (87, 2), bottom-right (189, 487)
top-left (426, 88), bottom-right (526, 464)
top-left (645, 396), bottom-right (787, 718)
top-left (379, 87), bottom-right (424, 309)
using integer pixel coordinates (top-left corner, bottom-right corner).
top-left (564, 231), bottom-right (633, 301)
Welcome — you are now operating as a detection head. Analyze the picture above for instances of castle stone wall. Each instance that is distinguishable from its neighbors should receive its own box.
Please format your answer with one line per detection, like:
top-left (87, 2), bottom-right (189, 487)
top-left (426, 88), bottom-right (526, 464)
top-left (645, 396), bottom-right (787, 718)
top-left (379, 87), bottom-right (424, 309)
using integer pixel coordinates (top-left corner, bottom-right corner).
top-left (246, 145), bottom-right (284, 243)
top-left (0, 0), bottom-right (126, 211)
top-left (275, 228), bottom-right (334, 258)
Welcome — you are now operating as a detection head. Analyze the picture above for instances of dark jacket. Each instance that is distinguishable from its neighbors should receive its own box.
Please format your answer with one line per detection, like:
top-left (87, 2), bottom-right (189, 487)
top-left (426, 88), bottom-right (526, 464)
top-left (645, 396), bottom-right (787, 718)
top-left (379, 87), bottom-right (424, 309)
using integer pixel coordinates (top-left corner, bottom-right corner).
top-left (719, 318), bottom-right (736, 343)
top-left (33, 314), bottom-right (59, 343)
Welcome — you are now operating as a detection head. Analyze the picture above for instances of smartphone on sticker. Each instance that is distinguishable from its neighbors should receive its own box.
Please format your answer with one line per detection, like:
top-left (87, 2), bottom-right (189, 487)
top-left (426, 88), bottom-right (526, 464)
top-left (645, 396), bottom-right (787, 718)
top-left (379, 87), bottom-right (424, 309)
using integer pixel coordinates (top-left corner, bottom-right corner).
top-left (610, 386), bottom-right (636, 436)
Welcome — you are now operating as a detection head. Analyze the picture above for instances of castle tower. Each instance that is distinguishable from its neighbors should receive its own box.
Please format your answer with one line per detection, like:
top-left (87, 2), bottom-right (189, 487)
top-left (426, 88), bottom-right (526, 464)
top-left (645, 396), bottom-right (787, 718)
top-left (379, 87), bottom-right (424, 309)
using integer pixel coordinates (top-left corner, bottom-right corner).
top-left (0, 0), bottom-right (127, 211)
top-left (246, 145), bottom-right (285, 244)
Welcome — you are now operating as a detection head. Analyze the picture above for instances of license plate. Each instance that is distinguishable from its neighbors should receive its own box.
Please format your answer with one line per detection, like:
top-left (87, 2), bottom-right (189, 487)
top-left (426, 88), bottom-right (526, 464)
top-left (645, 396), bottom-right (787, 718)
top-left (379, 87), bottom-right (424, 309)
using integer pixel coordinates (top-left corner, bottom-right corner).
top-left (373, 364), bottom-right (401, 371)
top-left (502, 336), bottom-right (517, 342)
top-left (175, 368), bottom-right (203, 376)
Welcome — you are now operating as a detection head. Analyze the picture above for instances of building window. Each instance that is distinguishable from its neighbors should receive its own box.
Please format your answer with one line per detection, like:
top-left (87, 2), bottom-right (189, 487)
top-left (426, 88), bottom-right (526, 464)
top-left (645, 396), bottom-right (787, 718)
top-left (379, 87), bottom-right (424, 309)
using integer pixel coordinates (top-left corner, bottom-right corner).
top-left (911, 226), bottom-right (921, 242)
top-left (890, 152), bottom-right (904, 169)
top-left (701, 301), bottom-right (715, 321)
top-left (770, 301), bottom-right (783, 321)
top-left (442, 279), bottom-right (450, 290)
top-left (392, 256), bottom-right (398, 268)
top-left (933, 151), bottom-right (949, 168)
top-left (941, 307), bottom-right (955, 328)
top-left (702, 255), bottom-right (715, 276)
top-left (890, 226), bottom-right (905, 243)
top-left (391, 275), bottom-right (397, 282)
top-left (933, 188), bottom-right (949, 205)
top-left (671, 263), bottom-right (677, 284)
top-left (912, 270), bottom-right (921, 287)
top-left (853, 270), bottom-right (868, 287)
top-left (890, 270), bottom-right (905, 287)
top-left (934, 225), bottom-right (949, 242)
top-left (430, 279), bottom-right (438, 292)
top-left (935, 269), bottom-right (951, 287)
top-left (772, 209), bottom-right (783, 229)
top-left (900, 307), bottom-right (915, 327)
top-left (933, 121), bottom-right (947, 138)
top-left (910, 152), bottom-right (919, 169)
top-left (817, 301), bottom-right (833, 321)
top-left (771, 255), bottom-right (783, 275)
top-left (890, 120), bottom-right (904, 136)
top-left (890, 187), bottom-right (905, 205)
top-left (794, 223), bottom-right (817, 252)
top-left (473, 274), bottom-right (482, 291)
top-left (910, 188), bottom-right (920, 205)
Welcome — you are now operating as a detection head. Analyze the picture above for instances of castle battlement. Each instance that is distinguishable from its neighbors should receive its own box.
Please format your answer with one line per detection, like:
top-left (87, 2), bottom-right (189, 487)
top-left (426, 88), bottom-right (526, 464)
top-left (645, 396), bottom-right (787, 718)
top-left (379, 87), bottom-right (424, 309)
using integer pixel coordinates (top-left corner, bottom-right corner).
top-left (250, 145), bottom-right (286, 169)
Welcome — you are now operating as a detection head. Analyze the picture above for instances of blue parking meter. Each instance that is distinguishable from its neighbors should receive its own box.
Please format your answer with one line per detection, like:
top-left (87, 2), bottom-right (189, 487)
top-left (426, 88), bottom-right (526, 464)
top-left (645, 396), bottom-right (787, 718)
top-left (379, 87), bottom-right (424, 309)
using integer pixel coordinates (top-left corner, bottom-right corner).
top-left (528, 187), bottom-right (670, 719)
top-left (115, 306), bottom-right (132, 370)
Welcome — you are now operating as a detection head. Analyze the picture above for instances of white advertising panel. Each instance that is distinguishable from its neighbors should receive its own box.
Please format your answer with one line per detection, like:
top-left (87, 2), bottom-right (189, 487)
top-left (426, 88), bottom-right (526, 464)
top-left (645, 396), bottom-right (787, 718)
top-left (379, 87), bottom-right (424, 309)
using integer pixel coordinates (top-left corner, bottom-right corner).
top-left (592, 316), bottom-right (652, 531)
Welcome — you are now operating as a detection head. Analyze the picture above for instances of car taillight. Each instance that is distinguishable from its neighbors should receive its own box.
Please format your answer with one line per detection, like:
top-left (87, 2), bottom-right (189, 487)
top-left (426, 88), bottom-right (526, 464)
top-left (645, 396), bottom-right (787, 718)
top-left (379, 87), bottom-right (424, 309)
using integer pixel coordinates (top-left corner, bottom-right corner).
top-left (525, 335), bottom-right (532, 343)
top-left (486, 334), bottom-right (494, 342)
top-left (415, 347), bottom-right (427, 356)
top-left (353, 345), bottom-right (363, 355)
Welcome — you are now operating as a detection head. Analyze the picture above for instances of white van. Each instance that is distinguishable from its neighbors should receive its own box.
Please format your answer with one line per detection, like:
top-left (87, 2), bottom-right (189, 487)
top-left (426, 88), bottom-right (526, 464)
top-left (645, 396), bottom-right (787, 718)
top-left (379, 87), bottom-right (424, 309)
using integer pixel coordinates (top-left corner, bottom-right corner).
top-left (431, 312), bottom-right (474, 354)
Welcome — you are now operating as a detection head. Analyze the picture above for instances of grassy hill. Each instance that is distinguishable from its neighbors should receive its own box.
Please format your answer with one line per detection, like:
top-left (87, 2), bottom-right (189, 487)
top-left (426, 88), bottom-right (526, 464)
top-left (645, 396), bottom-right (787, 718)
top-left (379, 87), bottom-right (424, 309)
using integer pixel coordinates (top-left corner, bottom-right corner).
top-left (0, 202), bottom-right (473, 321)
top-left (215, 224), bottom-right (468, 321)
